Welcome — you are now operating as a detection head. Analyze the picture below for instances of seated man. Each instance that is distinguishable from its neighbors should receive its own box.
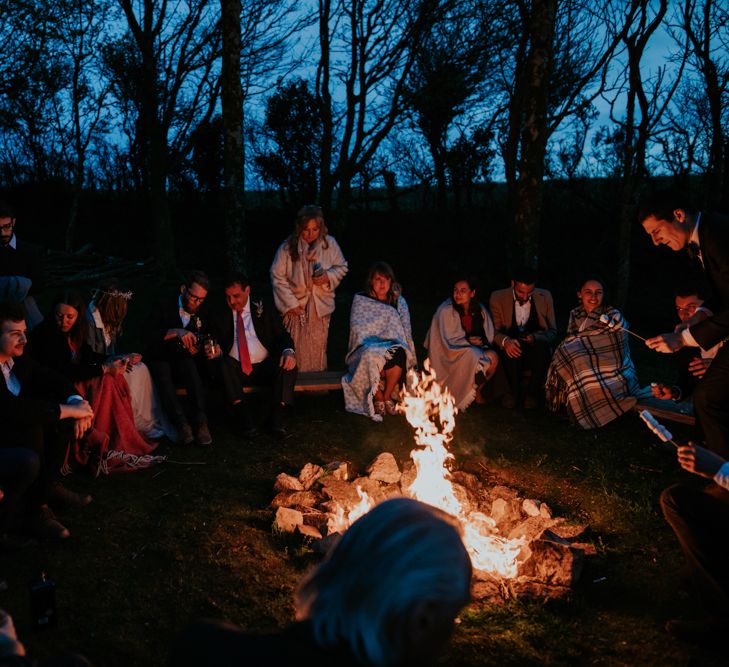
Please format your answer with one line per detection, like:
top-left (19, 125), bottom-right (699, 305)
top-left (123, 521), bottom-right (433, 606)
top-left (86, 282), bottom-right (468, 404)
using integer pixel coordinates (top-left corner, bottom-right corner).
top-left (661, 443), bottom-right (729, 644)
top-left (489, 265), bottom-right (557, 408)
top-left (652, 284), bottom-right (720, 405)
top-left (144, 270), bottom-right (215, 447)
top-left (0, 202), bottom-right (44, 330)
top-left (210, 273), bottom-right (297, 437)
top-left (0, 302), bottom-right (94, 541)
top-left (169, 498), bottom-right (472, 667)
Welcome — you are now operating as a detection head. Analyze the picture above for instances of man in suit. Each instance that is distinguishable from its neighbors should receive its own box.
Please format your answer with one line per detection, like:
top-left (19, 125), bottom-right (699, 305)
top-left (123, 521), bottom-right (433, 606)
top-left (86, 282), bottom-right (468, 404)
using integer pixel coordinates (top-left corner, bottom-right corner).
top-left (144, 270), bottom-right (215, 447)
top-left (642, 190), bottom-right (729, 459)
top-left (489, 266), bottom-right (558, 409)
top-left (210, 272), bottom-right (297, 437)
top-left (0, 301), bottom-right (94, 541)
top-left (0, 202), bottom-right (45, 330)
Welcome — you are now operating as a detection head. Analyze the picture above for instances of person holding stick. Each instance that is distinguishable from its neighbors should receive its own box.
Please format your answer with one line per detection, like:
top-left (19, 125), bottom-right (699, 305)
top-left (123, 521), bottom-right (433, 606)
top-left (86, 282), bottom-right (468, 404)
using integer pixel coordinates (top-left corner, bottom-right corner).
top-left (640, 189), bottom-right (729, 459)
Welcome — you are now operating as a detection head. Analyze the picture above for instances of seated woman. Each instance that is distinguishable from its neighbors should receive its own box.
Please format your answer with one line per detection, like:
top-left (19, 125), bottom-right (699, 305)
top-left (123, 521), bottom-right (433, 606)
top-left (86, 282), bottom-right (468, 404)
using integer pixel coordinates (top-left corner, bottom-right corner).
top-left (28, 291), bottom-right (158, 472)
top-left (342, 262), bottom-right (416, 421)
top-left (425, 277), bottom-right (506, 410)
top-left (545, 276), bottom-right (641, 429)
top-left (86, 280), bottom-right (172, 440)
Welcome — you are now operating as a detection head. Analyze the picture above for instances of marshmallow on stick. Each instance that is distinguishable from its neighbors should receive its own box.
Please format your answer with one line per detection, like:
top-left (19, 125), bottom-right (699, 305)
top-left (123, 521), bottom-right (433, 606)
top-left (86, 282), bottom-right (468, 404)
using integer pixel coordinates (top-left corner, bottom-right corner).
top-left (599, 313), bottom-right (648, 342)
top-left (639, 410), bottom-right (678, 447)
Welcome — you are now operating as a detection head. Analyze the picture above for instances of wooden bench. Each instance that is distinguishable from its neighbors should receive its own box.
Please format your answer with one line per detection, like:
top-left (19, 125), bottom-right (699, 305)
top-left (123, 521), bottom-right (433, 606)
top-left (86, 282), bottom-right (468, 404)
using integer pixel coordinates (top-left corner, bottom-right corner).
top-left (175, 370), bottom-right (344, 396)
top-left (633, 397), bottom-right (696, 426)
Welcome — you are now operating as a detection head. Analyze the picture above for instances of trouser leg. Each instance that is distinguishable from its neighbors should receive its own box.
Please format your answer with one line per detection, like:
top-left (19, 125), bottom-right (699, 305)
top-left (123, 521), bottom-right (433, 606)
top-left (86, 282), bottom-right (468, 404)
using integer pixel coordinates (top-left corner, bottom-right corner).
top-left (693, 345), bottom-right (729, 458)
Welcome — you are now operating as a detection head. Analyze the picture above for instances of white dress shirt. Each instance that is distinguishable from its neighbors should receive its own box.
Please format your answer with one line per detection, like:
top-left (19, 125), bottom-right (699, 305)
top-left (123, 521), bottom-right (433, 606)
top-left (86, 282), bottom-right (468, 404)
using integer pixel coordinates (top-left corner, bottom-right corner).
top-left (178, 295), bottom-right (192, 328)
top-left (513, 291), bottom-right (532, 328)
top-left (715, 462), bottom-right (729, 491)
top-left (1, 359), bottom-right (21, 396)
top-left (229, 299), bottom-right (269, 364)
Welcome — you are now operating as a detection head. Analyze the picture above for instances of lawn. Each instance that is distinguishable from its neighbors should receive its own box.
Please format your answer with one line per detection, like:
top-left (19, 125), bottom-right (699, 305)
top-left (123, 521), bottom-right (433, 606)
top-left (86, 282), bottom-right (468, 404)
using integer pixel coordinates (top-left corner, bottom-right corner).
top-left (2, 286), bottom-right (724, 666)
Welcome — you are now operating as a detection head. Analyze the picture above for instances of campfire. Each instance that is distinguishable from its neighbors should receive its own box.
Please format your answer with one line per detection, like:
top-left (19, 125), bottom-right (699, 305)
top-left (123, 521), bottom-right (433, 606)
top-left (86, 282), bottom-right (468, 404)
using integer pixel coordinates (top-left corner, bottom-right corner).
top-left (272, 365), bottom-right (591, 600)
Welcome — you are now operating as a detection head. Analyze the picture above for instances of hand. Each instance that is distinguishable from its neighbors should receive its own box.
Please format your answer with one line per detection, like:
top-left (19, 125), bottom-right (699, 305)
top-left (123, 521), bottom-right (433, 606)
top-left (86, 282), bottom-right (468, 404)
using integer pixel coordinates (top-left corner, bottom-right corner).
top-left (651, 383), bottom-right (673, 400)
top-left (60, 401), bottom-right (93, 421)
top-left (521, 333), bottom-right (535, 344)
top-left (467, 335), bottom-right (484, 346)
top-left (204, 342), bottom-right (221, 360)
top-left (103, 358), bottom-right (127, 376)
top-left (126, 353), bottom-right (143, 366)
top-left (503, 338), bottom-right (522, 358)
top-left (280, 350), bottom-right (297, 370)
top-left (312, 273), bottom-right (329, 287)
top-left (178, 330), bottom-right (198, 353)
top-left (74, 415), bottom-right (93, 440)
top-left (688, 357), bottom-right (711, 378)
top-left (677, 442), bottom-right (726, 478)
top-left (285, 307), bottom-right (305, 318)
top-left (646, 332), bottom-right (684, 353)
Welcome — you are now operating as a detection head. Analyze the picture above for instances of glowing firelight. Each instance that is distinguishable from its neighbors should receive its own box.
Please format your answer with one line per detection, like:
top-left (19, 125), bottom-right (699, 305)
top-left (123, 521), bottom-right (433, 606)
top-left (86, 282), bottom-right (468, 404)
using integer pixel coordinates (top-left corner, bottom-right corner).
top-left (336, 362), bottom-right (526, 579)
top-left (401, 362), bottom-right (525, 579)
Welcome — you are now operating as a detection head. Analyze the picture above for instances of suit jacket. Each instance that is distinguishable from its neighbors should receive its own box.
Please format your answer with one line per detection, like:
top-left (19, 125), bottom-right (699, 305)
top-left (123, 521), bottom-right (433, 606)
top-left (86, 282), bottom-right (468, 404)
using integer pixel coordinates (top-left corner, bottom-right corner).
top-left (0, 239), bottom-right (45, 294)
top-left (0, 354), bottom-right (77, 426)
top-left (691, 211), bottom-right (729, 349)
top-left (27, 319), bottom-right (105, 382)
top-left (143, 297), bottom-right (211, 362)
top-left (489, 287), bottom-right (558, 349)
top-left (211, 295), bottom-right (294, 362)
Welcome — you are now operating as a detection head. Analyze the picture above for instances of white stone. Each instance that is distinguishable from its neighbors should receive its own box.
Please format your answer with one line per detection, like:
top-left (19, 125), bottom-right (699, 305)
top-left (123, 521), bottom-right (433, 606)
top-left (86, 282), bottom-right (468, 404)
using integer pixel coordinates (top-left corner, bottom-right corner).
top-left (274, 507), bottom-right (303, 533)
top-left (367, 452), bottom-right (401, 484)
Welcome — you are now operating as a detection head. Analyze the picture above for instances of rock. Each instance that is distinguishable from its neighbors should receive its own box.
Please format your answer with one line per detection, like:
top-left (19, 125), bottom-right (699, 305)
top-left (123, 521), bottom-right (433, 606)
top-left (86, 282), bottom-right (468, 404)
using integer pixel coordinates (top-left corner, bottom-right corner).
top-left (324, 461), bottom-right (350, 481)
top-left (511, 579), bottom-right (571, 601)
top-left (517, 535), bottom-right (584, 588)
top-left (522, 499), bottom-right (541, 517)
top-left (507, 516), bottom-right (553, 542)
top-left (570, 542), bottom-right (597, 557)
top-left (491, 485), bottom-right (519, 501)
top-left (352, 476), bottom-right (385, 499)
top-left (303, 512), bottom-right (329, 530)
top-left (273, 507), bottom-right (303, 533)
top-left (274, 473), bottom-right (304, 492)
top-left (490, 498), bottom-right (510, 524)
top-left (367, 452), bottom-right (401, 484)
top-left (297, 524), bottom-right (322, 539)
top-left (400, 461), bottom-right (417, 493)
top-left (319, 478), bottom-right (363, 509)
top-left (450, 470), bottom-right (482, 493)
top-left (540, 503), bottom-right (553, 519)
top-left (550, 522), bottom-right (589, 541)
top-left (270, 490), bottom-right (318, 509)
top-left (299, 463), bottom-right (324, 490)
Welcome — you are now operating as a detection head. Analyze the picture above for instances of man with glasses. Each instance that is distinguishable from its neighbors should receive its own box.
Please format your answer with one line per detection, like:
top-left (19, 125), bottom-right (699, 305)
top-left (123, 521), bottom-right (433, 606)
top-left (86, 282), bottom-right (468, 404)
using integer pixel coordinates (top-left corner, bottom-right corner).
top-left (144, 270), bottom-right (215, 446)
top-left (641, 190), bottom-right (729, 459)
top-left (0, 202), bottom-right (45, 330)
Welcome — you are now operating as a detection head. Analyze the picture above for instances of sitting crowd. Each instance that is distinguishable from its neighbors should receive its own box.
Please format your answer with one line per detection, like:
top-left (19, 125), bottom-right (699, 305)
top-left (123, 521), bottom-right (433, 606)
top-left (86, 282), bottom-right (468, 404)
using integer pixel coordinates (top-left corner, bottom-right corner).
top-left (2, 190), bottom-right (728, 658)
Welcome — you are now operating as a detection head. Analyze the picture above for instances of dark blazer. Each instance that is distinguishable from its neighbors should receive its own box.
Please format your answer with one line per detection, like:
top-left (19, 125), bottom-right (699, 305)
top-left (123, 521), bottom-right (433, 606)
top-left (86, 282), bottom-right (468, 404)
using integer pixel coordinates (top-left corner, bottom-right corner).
top-left (27, 319), bottom-right (105, 382)
top-left (691, 211), bottom-right (729, 349)
top-left (0, 354), bottom-right (77, 426)
top-left (0, 239), bottom-right (45, 294)
top-left (211, 295), bottom-right (294, 361)
top-left (143, 297), bottom-right (212, 362)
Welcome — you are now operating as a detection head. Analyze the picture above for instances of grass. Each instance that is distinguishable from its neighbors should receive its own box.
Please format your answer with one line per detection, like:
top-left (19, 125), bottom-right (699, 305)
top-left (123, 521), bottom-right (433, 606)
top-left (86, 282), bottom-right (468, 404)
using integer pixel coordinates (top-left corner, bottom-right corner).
top-left (2, 287), bottom-right (724, 666)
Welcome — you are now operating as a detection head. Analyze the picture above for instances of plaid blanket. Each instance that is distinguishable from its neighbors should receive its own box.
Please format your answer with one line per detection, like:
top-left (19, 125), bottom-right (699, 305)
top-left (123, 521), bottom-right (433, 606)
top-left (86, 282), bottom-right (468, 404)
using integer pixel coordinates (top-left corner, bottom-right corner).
top-left (342, 293), bottom-right (416, 421)
top-left (545, 306), bottom-right (640, 429)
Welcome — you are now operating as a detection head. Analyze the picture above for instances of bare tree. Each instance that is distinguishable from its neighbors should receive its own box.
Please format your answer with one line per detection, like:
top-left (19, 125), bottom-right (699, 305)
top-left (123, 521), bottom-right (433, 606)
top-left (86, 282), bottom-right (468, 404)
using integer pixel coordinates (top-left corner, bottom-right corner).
top-left (316, 0), bottom-right (445, 209)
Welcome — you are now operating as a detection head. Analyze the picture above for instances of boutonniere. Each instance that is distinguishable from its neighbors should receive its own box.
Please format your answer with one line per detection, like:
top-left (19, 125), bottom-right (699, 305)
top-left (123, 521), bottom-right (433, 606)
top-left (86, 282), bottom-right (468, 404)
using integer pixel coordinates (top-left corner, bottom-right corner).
top-left (253, 300), bottom-right (264, 318)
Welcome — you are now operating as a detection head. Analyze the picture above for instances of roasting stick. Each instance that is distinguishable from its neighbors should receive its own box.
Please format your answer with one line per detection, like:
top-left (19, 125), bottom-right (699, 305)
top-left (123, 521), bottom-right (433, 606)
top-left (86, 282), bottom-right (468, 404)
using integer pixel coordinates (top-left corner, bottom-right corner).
top-left (599, 313), bottom-right (649, 343)
top-left (639, 410), bottom-right (680, 448)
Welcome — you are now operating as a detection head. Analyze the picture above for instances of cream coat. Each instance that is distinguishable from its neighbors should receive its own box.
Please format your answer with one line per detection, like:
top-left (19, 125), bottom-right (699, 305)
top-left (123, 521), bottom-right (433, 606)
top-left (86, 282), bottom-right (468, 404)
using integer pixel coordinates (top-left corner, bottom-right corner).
top-left (270, 235), bottom-right (348, 319)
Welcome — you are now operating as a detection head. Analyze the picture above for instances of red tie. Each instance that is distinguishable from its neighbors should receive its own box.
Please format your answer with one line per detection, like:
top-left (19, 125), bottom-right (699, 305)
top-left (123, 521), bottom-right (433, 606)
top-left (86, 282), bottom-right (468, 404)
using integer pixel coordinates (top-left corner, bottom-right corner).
top-left (236, 311), bottom-right (253, 375)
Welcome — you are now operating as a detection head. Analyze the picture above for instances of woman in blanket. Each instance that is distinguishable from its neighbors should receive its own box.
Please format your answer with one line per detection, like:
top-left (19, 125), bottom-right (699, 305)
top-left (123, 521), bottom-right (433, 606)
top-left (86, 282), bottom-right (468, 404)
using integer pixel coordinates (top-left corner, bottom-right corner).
top-left (424, 277), bottom-right (506, 410)
top-left (545, 276), bottom-right (641, 429)
top-left (86, 279), bottom-right (172, 440)
top-left (342, 262), bottom-right (416, 421)
top-left (271, 205), bottom-right (348, 372)
top-left (28, 290), bottom-right (158, 471)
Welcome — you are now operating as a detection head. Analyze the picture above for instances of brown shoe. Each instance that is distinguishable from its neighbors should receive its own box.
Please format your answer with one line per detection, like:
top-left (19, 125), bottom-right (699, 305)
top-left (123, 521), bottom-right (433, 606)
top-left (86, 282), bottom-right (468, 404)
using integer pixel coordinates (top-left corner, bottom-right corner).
top-left (33, 506), bottom-right (70, 541)
top-left (177, 422), bottom-right (195, 446)
top-left (195, 422), bottom-right (213, 447)
top-left (48, 483), bottom-right (92, 509)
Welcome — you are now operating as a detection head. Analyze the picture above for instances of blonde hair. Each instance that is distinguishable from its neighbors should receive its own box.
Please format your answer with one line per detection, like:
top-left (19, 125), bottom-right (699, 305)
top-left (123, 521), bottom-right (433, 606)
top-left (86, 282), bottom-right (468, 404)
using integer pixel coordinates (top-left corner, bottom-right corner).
top-left (295, 498), bottom-right (471, 667)
top-left (287, 205), bottom-right (329, 261)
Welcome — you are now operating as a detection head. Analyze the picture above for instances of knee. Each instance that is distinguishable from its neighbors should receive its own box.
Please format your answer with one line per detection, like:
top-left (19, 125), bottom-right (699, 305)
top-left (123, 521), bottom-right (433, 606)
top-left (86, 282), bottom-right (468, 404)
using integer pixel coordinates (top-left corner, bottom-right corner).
top-left (660, 483), bottom-right (694, 520)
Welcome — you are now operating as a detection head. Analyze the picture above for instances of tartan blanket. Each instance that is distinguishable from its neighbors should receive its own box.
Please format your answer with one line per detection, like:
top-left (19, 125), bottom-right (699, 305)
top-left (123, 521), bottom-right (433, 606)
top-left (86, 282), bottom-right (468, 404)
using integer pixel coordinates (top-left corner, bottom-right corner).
top-left (342, 293), bottom-right (416, 421)
top-left (545, 306), bottom-right (641, 429)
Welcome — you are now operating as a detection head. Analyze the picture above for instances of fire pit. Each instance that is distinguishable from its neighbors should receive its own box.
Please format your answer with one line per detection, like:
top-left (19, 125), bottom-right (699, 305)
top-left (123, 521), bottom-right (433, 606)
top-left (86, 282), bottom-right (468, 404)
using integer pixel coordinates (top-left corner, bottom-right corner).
top-left (272, 366), bottom-right (592, 600)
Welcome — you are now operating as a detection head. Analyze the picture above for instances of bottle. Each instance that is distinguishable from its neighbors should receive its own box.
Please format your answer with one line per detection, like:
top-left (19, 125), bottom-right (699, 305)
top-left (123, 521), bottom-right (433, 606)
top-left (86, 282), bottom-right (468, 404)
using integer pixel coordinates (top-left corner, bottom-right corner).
top-left (28, 572), bottom-right (57, 629)
top-left (312, 262), bottom-right (324, 279)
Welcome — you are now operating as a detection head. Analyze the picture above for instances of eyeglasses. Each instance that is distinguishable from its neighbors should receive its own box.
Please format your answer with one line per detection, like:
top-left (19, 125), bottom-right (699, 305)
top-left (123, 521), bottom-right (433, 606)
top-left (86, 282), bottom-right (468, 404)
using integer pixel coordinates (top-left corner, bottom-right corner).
top-left (0, 220), bottom-right (15, 233)
top-left (675, 304), bottom-right (699, 316)
top-left (184, 288), bottom-right (206, 304)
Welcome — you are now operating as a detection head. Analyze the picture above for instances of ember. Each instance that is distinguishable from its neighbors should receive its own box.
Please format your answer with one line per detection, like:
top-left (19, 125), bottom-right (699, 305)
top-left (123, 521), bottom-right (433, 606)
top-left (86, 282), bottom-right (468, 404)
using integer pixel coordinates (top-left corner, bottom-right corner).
top-left (272, 365), bottom-right (590, 600)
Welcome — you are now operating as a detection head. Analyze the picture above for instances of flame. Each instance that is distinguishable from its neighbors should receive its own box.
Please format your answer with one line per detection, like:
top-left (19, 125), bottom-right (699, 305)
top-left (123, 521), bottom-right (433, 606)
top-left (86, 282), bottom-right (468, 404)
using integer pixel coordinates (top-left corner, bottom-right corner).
top-left (401, 362), bottom-right (526, 579)
top-left (331, 485), bottom-right (375, 535)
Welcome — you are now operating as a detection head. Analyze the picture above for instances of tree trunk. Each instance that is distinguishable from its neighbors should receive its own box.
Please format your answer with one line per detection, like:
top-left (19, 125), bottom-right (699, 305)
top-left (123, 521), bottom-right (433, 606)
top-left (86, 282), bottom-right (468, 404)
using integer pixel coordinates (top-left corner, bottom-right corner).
top-left (220, 0), bottom-right (245, 272)
top-left (512, 0), bottom-right (557, 268)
